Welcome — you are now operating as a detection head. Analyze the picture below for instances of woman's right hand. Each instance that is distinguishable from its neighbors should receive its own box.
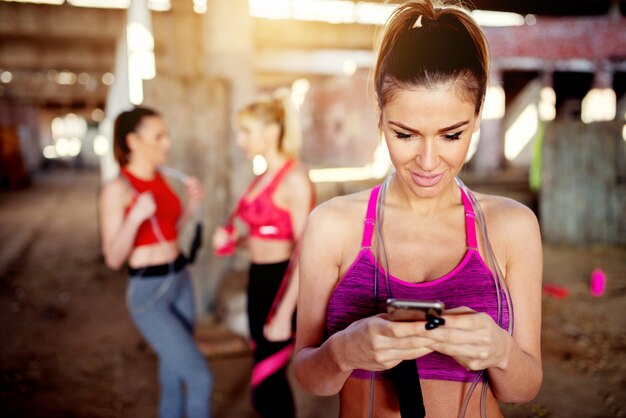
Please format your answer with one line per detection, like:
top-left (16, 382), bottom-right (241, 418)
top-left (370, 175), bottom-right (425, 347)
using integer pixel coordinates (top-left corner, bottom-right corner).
top-left (333, 314), bottom-right (435, 373)
top-left (212, 226), bottom-right (237, 250)
top-left (129, 192), bottom-right (157, 223)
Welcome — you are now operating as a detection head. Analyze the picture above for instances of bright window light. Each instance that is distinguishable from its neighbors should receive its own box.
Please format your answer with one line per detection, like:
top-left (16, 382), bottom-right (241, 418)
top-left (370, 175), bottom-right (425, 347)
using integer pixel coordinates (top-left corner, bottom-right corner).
top-left (102, 72), bottom-right (115, 86)
top-left (291, 78), bottom-right (310, 109)
top-left (539, 87), bottom-right (556, 121)
top-left (193, 3), bottom-right (206, 13)
top-left (63, 113), bottom-right (88, 138)
top-left (66, 137), bottom-right (82, 157)
top-left (52, 114), bottom-right (87, 141)
top-left (291, 0), bottom-right (355, 24)
top-left (249, 0), bottom-right (290, 19)
top-left (192, 0), bottom-right (206, 14)
top-left (128, 49), bottom-right (156, 80)
top-left (471, 10), bottom-right (525, 27)
top-left (355, 2), bottom-right (395, 25)
top-left (127, 23), bottom-right (155, 54)
top-left (77, 72), bottom-right (90, 85)
top-left (252, 155), bottom-right (268, 175)
top-left (342, 60), bottom-right (357, 76)
top-left (465, 129), bottom-right (480, 162)
top-left (309, 166), bottom-right (374, 183)
top-left (581, 88), bottom-right (616, 123)
top-left (94, 135), bottom-right (110, 156)
top-left (68, 0), bottom-right (130, 8)
top-left (371, 140), bottom-right (391, 178)
top-left (147, 0), bottom-right (170, 11)
top-left (622, 124), bottom-right (626, 142)
top-left (56, 70), bottom-right (77, 85)
top-left (3, 0), bottom-right (64, 4)
top-left (0, 71), bottom-right (13, 83)
top-left (309, 140), bottom-right (390, 183)
top-left (91, 108), bottom-right (105, 122)
top-left (55, 137), bottom-right (70, 157)
top-left (482, 85), bottom-right (505, 120)
top-left (127, 0), bottom-right (156, 105)
top-left (51, 117), bottom-right (65, 138)
top-left (525, 14), bottom-right (537, 25)
top-left (128, 65), bottom-right (144, 105)
top-left (505, 104), bottom-right (538, 161)
top-left (249, 1), bottom-right (526, 27)
top-left (43, 145), bottom-right (58, 159)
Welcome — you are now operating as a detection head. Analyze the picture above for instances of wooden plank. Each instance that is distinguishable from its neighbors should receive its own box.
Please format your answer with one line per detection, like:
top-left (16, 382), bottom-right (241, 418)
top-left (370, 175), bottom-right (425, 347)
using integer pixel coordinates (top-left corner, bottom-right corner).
top-left (540, 120), bottom-right (626, 245)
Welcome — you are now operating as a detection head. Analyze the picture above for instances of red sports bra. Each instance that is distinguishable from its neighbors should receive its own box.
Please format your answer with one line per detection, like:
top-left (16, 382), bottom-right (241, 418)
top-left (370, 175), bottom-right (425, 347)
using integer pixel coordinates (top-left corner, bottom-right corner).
top-left (121, 168), bottom-right (182, 247)
top-left (236, 160), bottom-right (296, 240)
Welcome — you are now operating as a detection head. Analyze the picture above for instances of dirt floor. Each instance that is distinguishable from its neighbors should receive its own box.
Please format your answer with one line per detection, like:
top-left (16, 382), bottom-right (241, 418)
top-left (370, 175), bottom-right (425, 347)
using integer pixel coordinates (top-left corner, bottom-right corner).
top-left (0, 167), bottom-right (625, 418)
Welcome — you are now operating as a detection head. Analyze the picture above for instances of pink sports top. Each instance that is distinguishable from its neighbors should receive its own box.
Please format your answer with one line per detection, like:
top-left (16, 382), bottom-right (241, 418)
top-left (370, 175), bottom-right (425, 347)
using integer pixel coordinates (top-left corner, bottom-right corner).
top-left (325, 185), bottom-right (511, 382)
top-left (121, 168), bottom-right (182, 248)
top-left (236, 159), bottom-right (296, 241)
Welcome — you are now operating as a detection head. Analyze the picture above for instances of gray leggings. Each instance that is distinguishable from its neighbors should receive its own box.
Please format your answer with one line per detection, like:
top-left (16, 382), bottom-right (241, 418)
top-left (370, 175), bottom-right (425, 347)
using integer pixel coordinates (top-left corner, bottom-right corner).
top-left (127, 268), bottom-right (212, 418)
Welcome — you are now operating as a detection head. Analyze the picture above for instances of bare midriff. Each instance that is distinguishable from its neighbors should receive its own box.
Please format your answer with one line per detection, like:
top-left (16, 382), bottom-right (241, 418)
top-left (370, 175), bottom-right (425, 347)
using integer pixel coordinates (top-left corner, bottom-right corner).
top-left (128, 241), bottom-right (179, 269)
top-left (248, 238), bottom-right (294, 264)
top-left (339, 376), bottom-right (503, 418)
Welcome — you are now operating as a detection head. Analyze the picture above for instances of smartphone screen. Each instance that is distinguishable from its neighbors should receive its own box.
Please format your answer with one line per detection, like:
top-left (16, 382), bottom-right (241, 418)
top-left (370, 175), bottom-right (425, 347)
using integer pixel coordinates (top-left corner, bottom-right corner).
top-left (386, 298), bottom-right (445, 322)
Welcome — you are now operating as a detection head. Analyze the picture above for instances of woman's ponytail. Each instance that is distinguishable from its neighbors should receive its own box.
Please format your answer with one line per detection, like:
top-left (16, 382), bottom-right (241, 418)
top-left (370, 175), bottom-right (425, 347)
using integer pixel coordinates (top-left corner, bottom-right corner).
top-left (273, 88), bottom-right (302, 159)
top-left (238, 89), bottom-right (303, 159)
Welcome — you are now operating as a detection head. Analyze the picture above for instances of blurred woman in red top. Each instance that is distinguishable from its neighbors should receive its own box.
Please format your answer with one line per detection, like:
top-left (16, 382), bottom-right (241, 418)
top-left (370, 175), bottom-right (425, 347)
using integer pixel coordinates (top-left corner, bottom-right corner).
top-left (99, 107), bottom-right (212, 418)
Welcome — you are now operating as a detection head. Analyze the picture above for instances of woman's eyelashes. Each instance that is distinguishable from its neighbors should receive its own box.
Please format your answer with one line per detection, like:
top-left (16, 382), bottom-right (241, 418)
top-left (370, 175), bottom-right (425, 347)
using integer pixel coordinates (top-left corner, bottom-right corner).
top-left (393, 130), bottom-right (413, 140)
top-left (392, 130), bottom-right (463, 141)
top-left (444, 131), bottom-right (463, 141)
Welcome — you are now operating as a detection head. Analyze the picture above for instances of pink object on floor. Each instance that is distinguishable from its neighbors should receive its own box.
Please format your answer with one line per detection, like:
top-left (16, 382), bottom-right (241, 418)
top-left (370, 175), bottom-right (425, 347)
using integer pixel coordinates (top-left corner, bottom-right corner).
top-left (542, 283), bottom-right (569, 299)
top-left (590, 268), bottom-right (606, 297)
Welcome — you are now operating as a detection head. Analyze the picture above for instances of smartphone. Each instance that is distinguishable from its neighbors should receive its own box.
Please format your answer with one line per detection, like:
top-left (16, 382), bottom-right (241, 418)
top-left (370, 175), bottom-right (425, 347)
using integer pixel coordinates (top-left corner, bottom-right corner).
top-left (386, 298), bottom-right (445, 322)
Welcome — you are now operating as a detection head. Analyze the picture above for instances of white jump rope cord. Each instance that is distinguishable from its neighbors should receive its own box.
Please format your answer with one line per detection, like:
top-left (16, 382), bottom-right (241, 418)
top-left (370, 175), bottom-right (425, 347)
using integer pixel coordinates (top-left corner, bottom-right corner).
top-left (368, 174), bottom-right (514, 418)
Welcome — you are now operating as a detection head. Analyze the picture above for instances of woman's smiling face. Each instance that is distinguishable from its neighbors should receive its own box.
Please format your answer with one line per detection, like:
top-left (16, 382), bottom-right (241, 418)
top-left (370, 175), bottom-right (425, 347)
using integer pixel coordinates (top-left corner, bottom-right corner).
top-left (381, 82), bottom-right (480, 199)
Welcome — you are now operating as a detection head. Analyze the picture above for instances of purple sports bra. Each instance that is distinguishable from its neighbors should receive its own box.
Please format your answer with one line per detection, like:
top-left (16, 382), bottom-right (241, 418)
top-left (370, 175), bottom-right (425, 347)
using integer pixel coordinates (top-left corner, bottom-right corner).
top-left (325, 185), bottom-right (511, 382)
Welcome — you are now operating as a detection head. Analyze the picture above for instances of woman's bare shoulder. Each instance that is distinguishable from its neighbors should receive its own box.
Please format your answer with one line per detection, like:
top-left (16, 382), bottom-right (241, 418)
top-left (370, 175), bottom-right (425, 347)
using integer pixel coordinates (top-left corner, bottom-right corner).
top-left (100, 177), bottom-right (131, 203)
top-left (476, 193), bottom-right (537, 222)
top-left (304, 188), bottom-right (374, 244)
top-left (310, 188), bottom-right (372, 222)
top-left (283, 162), bottom-right (312, 188)
top-left (474, 192), bottom-right (540, 244)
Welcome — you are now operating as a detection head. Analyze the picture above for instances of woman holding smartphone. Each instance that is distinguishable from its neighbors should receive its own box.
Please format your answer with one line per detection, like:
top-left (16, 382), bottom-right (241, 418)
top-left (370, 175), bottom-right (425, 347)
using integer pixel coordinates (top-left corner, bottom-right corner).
top-left (293, 1), bottom-right (543, 417)
top-left (213, 91), bottom-right (314, 418)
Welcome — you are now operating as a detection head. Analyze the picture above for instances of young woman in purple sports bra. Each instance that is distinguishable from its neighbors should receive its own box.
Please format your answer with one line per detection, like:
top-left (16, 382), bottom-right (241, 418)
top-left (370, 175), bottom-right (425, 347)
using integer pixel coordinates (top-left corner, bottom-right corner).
top-left (212, 92), bottom-right (314, 418)
top-left (294, 1), bottom-right (543, 417)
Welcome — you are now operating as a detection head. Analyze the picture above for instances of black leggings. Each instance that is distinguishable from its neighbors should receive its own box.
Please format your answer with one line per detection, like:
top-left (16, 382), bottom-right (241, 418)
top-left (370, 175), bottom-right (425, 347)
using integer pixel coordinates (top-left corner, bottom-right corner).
top-left (247, 260), bottom-right (295, 418)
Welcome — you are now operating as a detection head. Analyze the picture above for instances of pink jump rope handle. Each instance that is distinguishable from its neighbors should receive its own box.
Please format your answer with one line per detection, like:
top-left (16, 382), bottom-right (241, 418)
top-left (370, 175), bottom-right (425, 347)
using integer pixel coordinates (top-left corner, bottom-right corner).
top-left (214, 224), bottom-right (235, 257)
top-left (590, 268), bottom-right (606, 297)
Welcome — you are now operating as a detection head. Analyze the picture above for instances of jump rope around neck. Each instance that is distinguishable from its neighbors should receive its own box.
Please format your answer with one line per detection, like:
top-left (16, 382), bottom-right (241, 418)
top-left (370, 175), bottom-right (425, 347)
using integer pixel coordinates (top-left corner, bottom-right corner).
top-left (124, 166), bottom-right (204, 314)
top-left (369, 174), bottom-right (514, 418)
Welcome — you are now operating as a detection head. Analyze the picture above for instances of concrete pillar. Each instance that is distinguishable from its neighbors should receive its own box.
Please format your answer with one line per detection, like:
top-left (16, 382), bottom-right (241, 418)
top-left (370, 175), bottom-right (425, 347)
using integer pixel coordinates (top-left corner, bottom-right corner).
top-left (142, 0), bottom-right (233, 315)
top-left (101, 35), bottom-right (131, 183)
top-left (202, 0), bottom-right (255, 200)
top-left (474, 69), bottom-right (504, 173)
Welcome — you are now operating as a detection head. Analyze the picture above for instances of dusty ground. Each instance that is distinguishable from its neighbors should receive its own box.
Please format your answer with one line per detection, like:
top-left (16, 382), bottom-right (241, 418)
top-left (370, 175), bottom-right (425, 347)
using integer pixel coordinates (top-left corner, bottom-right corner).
top-left (0, 167), bottom-right (624, 418)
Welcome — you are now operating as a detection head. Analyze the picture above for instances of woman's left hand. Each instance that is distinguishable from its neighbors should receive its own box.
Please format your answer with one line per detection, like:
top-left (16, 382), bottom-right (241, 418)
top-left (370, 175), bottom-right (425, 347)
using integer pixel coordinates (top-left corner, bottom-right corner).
top-left (184, 177), bottom-right (204, 212)
top-left (427, 307), bottom-right (510, 371)
top-left (264, 313), bottom-right (293, 342)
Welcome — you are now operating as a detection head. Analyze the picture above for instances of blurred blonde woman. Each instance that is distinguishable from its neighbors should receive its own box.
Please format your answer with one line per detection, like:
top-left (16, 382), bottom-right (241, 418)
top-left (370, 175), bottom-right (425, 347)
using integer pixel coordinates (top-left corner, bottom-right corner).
top-left (213, 91), bottom-right (314, 418)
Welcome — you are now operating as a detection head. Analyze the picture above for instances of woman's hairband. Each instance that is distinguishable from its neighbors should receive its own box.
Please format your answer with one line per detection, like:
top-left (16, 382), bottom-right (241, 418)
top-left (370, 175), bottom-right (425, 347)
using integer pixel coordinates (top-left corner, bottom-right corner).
top-left (412, 15), bottom-right (440, 30)
top-left (412, 15), bottom-right (424, 29)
